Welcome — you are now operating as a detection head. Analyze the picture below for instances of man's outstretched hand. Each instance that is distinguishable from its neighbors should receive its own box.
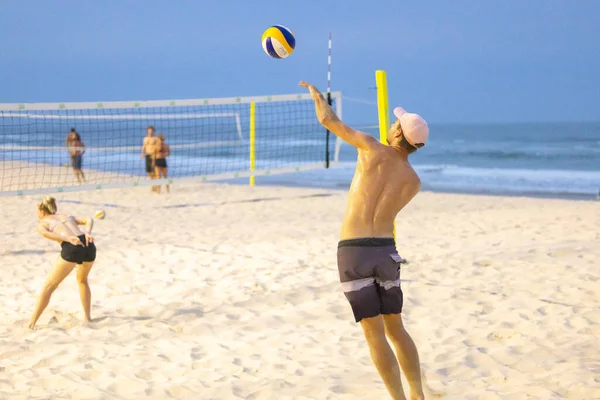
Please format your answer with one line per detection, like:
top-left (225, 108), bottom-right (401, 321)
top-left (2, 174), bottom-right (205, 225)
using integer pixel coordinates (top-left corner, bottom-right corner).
top-left (300, 81), bottom-right (374, 151)
top-left (299, 81), bottom-right (325, 100)
top-left (299, 81), bottom-right (336, 125)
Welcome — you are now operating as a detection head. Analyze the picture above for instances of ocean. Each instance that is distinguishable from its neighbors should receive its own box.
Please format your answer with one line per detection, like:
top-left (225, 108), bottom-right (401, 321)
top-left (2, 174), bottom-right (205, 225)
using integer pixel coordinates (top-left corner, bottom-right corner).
top-left (228, 121), bottom-right (600, 199)
top-left (1, 114), bottom-right (599, 199)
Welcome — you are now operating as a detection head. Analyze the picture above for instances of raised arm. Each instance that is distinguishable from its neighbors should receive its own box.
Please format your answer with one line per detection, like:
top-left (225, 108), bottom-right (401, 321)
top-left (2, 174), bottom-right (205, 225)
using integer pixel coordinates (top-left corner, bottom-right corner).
top-left (299, 81), bottom-right (379, 151)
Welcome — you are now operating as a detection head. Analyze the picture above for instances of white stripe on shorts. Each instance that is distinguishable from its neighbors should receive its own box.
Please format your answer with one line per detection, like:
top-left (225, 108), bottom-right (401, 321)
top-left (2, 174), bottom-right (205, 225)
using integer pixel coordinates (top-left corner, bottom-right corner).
top-left (375, 278), bottom-right (401, 290)
top-left (341, 277), bottom-right (375, 293)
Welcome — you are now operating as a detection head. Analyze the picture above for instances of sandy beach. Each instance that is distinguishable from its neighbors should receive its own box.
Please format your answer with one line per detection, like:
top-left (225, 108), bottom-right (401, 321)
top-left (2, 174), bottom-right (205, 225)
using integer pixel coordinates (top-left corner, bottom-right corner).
top-left (0, 180), bottom-right (599, 399)
top-left (0, 160), bottom-right (139, 193)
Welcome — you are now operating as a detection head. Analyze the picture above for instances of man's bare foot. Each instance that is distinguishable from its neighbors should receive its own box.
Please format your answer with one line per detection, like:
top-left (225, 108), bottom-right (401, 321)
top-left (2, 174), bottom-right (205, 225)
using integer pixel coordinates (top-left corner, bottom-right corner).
top-left (28, 322), bottom-right (36, 330)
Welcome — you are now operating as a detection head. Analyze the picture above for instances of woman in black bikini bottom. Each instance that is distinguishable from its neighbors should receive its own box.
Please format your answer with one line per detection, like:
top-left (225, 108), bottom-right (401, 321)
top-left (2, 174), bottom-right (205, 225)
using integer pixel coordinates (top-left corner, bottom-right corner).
top-left (29, 197), bottom-right (97, 329)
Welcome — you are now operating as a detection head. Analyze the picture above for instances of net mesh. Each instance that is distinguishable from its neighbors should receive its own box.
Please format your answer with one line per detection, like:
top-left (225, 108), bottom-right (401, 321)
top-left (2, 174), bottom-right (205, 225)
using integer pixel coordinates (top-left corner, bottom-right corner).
top-left (0, 93), bottom-right (341, 195)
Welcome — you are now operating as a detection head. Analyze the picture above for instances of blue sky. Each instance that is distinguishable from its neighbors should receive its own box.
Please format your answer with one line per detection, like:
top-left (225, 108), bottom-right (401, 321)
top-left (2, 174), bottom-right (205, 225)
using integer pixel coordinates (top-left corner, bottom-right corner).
top-left (0, 0), bottom-right (598, 123)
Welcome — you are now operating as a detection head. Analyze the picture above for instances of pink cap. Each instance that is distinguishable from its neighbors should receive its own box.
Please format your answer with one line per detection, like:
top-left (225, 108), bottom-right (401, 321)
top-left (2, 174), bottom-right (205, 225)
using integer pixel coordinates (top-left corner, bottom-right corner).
top-left (393, 107), bottom-right (429, 148)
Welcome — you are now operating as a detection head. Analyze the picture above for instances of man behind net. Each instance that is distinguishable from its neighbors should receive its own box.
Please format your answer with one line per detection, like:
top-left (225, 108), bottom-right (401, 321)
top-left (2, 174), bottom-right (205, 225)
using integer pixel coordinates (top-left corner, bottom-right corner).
top-left (141, 125), bottom-right (159, 192)
top-left (300, 81), bottom-right (428, 400)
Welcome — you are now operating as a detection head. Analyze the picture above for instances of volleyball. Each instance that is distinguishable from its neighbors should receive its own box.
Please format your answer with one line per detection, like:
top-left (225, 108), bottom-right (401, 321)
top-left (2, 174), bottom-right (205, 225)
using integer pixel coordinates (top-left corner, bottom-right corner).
top-left (262, 25), bottom-right (295, 59)
top-left (94, 210), bottom-right (106, 220)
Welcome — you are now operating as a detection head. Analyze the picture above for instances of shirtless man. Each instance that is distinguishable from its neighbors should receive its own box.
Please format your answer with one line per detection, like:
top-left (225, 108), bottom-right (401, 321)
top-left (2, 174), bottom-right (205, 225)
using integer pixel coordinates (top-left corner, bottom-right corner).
top-left (300, 81), bottom-right (428, 400)
top-left (153, 134), bottom-right (171, 194)
top-left (141, 126), bottom-right (158, 192)
top-left (66, 129), bottom-right (86, 184)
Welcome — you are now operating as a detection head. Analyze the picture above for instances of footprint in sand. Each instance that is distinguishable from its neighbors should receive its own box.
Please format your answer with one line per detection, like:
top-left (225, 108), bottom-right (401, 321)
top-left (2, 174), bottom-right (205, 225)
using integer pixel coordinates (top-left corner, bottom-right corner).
top-left (536, 307), bottom-right (547, 316)
top-left (165, 385), bottom-right (196, 398)
top-left (487, 330), bottom-right (518, 341)
top-left (326, 304), bottom-right (346, 315)
top-left (284, 291), bottom-right (313, 306)
top-left (473, 259), bottom-right (492, 267)
top-left (81, 369), bottom-right (103, 381)
top-left (134, 369), bottom-right (155, 381)
top-left (107, 378), bottom-right (148, 395)
top-left (478, 301), bottom-right (494, 315)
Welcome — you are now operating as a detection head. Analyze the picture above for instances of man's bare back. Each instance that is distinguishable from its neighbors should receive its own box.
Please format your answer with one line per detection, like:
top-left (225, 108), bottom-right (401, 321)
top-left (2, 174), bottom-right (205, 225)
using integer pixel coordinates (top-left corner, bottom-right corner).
top-left (341, 144), bottom-right (421, 240)
top-left (301, 80), bottom-right (429, 400)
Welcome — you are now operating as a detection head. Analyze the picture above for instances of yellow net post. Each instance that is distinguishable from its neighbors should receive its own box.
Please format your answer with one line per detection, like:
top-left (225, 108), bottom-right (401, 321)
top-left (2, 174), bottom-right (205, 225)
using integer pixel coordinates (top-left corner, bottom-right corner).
top-left (375, 70), bottom-right (396, 239)
top-left (376, 70), bottom-right (390, 145)
top-left (249, 102), bottom-right (256, 186)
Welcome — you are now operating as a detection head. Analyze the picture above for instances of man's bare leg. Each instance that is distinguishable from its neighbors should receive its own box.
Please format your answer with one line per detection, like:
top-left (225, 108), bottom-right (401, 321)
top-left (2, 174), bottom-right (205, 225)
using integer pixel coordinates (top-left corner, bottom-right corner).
top-left (73, 169), bottom-right (82, 184)
top-left (361, 315), bottom-right (406, 400)
top-left (383, 314), bottom-right (424, 400)
top-left (162, 169), bottom-right (170, 193)
top-left (148, 172), bottom-right (157, 192)
top-left (154, 168), bottom-right (163, 194)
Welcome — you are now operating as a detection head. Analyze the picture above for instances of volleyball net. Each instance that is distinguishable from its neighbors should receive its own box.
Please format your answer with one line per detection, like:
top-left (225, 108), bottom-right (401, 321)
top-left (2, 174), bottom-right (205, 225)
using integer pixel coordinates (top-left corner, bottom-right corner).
top-left (0, 92), bottom-right (343, 196)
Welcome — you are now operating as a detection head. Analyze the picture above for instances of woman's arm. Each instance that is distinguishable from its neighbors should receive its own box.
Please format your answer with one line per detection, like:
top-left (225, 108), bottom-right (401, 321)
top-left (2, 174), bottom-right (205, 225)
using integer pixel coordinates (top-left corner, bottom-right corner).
top-left (74, 216), bottom-right (93, 234)
top-left (37, 223), bottom-right (67, 243)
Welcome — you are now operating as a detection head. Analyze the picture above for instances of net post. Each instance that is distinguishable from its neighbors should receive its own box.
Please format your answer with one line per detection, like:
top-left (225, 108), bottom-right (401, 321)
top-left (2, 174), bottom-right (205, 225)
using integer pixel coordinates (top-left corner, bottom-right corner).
top-left (375, 70), bottom-right (396, 239)
top-left (249, 102), bottom-right (256, 186)
top-left (376, 70), bottom-right (390, 144)
top-left (325, 32), bottom-right (332, 168)
top-left (325, 93), bottom-right (332, 168)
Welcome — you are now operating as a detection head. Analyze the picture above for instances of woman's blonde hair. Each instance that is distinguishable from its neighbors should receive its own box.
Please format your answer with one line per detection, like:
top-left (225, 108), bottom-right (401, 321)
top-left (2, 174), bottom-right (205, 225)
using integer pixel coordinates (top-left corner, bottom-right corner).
top-left (38, 196), bottom-right (57, 214)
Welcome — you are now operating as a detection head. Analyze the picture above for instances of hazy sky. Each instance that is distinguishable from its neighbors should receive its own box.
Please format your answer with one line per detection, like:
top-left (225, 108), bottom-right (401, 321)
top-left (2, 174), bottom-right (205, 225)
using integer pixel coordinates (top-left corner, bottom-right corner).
top-left (1, 0), bottom-right (598, 123)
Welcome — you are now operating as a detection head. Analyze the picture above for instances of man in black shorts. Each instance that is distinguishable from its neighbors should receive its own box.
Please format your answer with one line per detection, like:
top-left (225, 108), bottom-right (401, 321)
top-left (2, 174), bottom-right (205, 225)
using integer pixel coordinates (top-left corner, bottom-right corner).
top-left (301, 81), bottom-right (429, 400)
top-left (66, 128), bottom-right (86, 184)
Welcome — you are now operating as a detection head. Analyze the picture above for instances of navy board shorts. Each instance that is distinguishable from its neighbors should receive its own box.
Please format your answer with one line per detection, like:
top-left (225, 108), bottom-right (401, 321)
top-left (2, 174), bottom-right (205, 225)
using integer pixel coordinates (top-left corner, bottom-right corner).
top-left (145, 155), bottom-right (154, 173)
top-left (71, 155), bottom-right (82, 170)
top-left (337, 237), bottom-right (404, 323)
